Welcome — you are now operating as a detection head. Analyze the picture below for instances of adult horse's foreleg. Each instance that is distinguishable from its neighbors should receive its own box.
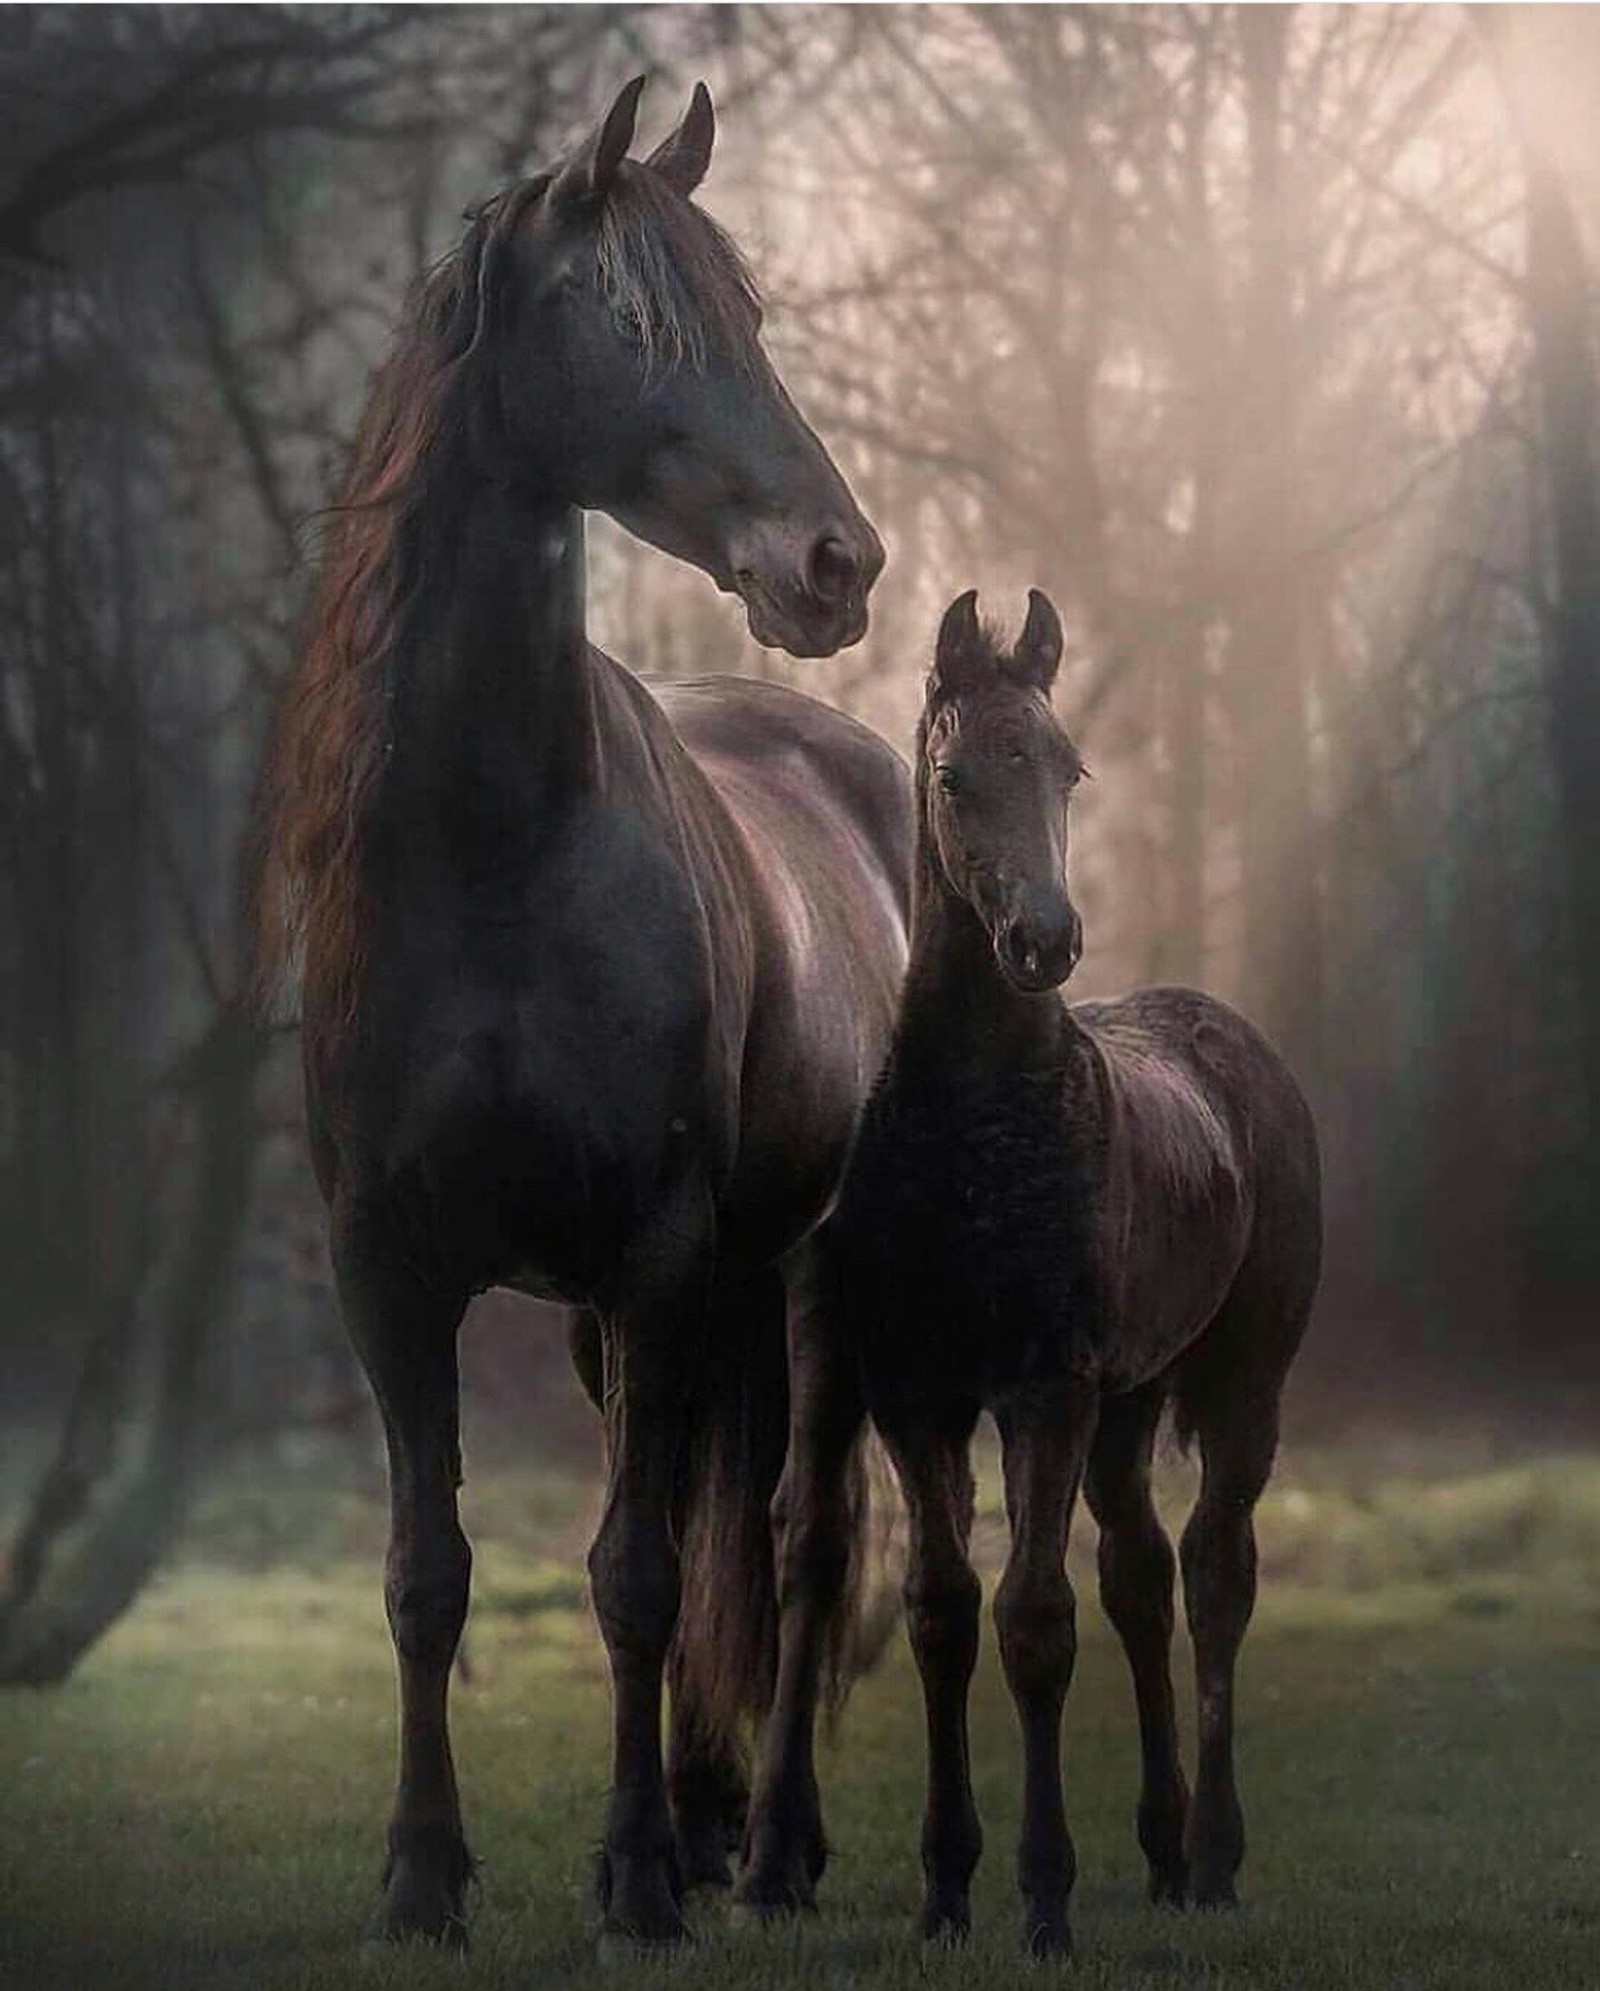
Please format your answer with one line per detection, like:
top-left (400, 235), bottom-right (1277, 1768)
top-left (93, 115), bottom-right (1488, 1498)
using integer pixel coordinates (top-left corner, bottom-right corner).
top-left (736, 1243), bottom-right (861, 1917)
top-left (332, 1204), bottom-right (473, 1946)
top-left (1177, 1379), bottom-right (1281, 1909)
top-left (1084, 1384), bottom-right (1189, 1904)
top-left (882, 1417), bottom-right (983, 1943)
top-left (588, 1193), bottom-right (715, 1947)
top-left (993, 1384), bottom-right (1098, 1959)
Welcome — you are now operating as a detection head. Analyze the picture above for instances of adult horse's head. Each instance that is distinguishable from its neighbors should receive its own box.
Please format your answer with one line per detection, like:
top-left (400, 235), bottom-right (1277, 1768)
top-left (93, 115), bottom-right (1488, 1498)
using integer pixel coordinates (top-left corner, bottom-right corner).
top-left (920, 589), bottom-right (1086, 994)
top-left (468, 77), bottom-right (882, 657)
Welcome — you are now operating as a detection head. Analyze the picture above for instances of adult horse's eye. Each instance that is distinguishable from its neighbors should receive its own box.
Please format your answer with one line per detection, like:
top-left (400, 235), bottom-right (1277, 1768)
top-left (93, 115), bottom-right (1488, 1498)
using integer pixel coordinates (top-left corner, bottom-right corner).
top-left (936, 764), bottom-right (962, 797)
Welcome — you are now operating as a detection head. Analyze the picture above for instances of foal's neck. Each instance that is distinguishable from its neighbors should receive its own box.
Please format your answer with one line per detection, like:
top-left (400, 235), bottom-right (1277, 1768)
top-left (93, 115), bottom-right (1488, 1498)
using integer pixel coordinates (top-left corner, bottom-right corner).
top-left (897, 849), bottom-right (1077, 1080)
top-left (389, 460), bottom-right (594, 866)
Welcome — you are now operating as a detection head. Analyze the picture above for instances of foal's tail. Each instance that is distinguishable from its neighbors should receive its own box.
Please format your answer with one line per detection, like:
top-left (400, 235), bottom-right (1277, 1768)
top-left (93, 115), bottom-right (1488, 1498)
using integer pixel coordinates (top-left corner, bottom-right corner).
top-left (672, 1273), bottom-right (889, 1761)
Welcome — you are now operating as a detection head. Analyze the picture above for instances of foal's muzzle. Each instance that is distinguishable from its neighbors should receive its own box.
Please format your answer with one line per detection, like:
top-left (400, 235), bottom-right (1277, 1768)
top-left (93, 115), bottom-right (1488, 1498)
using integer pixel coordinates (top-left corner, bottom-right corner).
top-left (995, 900), bottom-right (1083, 994)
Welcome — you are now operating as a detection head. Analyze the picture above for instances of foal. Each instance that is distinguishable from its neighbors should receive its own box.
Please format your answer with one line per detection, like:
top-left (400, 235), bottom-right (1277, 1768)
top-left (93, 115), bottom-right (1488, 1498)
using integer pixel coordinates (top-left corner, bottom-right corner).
top-left (822, 591), bottom-right (1321, 1955)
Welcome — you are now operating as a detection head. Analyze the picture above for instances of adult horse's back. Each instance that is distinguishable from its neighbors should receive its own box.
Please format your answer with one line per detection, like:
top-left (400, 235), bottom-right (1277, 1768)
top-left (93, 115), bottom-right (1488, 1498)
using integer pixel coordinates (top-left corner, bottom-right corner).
top-left (256, 80), bottom-right (909, 1948)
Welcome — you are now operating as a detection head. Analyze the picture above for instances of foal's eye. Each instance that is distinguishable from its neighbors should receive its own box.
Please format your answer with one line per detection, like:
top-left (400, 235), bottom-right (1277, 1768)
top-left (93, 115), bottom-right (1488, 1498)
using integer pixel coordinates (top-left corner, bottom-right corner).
top-left (935, 765), bottom-right (962, 797)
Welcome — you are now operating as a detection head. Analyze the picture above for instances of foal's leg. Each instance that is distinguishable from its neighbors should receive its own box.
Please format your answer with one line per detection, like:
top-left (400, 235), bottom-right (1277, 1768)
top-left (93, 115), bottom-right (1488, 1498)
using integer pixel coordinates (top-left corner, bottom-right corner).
top-left (333, 1206), bottom-right (472, 1945)
top-left (1083, 1385), bottom-right (1189, 1904)
top-left (588, 1195), bottom-right (714, 1947)
top-left (737, 1243), bottom-right (861, 1916)
top-left (884, 1418), bottom-right (983, 1943)
top-left (1178, 1385), bottom-right (1281, 1908)
top-left (993, 1385), bottom-right (1098, 1958)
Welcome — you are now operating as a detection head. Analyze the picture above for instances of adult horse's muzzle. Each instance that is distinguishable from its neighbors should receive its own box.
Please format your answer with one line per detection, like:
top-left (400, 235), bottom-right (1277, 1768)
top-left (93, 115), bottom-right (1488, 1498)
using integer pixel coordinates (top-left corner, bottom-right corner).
top-left (995, 895), bottom-right (1083, 995)
top-left (731, 516), bottom-right (885, 658)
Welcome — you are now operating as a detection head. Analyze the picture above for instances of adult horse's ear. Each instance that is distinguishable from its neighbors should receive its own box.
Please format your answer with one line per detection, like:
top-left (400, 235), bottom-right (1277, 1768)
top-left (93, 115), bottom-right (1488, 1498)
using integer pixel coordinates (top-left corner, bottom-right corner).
top-left (932, 589), bottom-right (989, 697)
top-left (645, 81), bottom-right (715, 197)
top-left (1010, 587), bottom-right (1064, 692)
top-left (549, 75), bottom-right (645, 213)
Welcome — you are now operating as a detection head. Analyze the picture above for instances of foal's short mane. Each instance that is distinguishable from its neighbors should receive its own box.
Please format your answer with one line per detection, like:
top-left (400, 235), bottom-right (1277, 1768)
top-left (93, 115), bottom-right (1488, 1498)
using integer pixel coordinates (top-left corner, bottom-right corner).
top-left (254, 166), bottom-right (763, 1036)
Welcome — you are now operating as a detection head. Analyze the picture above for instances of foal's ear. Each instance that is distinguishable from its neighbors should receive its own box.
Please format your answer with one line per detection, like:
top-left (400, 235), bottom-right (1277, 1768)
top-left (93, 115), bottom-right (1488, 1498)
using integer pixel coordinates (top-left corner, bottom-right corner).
top-left (1008, 588), bottom-right (1064, 692)
top-left (549, 75), bottom-right (645, 213)
top-left (932, 589), bottom-right (991, 697)
top-left (645, 81), bottom-right (715, 197)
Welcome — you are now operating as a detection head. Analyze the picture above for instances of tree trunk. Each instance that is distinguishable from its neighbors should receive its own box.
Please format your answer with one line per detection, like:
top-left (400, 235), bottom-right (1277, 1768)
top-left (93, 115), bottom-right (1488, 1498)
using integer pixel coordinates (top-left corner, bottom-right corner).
top-left (1230, 4), bottom-right (1324, 1079)
top-left (1515, 169), bottom-right (1600, 1149)
top-left (0, 1005), bottom-right (266, 1686)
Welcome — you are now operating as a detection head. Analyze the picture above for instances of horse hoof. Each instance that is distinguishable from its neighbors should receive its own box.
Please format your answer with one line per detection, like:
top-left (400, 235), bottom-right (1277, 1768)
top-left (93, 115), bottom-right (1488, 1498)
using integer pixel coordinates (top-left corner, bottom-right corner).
top-left (674, 1832), bottom-right (735, 1892)
top-left (597, 1923), bottom-right (691, 1966)
top-left (1148, 1862), bottom-right (1189, 1908)
top-left (917, 1906), bottom-right (971, 1947)
top-left (728, 1881), bottom-right (816, 1927)
top-left (371, 1867), bottom-right (469, 1949)
top-left (1023, 1912), bottom-right (1073, 1960)
top-left (732, 1863), bottom-right (819, 1927)
top-left (1191, 1878), bottom-right (1239, 1912)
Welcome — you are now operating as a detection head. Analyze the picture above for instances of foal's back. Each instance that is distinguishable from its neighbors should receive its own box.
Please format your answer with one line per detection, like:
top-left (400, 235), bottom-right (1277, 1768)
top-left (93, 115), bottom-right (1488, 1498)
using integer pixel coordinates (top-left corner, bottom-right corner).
top-left (1074, 984), bottom-right (1321, 1395)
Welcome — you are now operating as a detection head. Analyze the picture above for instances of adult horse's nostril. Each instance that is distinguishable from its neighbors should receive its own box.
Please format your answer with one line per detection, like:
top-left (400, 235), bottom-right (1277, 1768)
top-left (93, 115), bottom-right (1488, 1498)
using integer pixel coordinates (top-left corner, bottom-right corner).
top-left (808, 534), bottom-right (859, 606)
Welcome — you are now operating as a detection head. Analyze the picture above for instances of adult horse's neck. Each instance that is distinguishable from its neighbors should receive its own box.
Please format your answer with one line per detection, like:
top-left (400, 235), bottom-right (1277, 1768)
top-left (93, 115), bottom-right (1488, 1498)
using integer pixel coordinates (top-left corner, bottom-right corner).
top-left (384, 452), bottom-right (595, 889)
top-left (898, 847), bottom-right (1075, 1078)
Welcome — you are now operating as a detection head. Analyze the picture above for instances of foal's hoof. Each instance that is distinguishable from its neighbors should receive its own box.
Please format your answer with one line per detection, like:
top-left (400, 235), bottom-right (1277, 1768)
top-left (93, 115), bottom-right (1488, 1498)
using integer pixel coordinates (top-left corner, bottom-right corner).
top-left (728, 1868), bottom-right (818, 1925)
top-left (1023, 1909), bottom-right (1073, 1961)
top-left (917, 1903), bottom-right (972, 1947)
top-left (597, 1921), bottom-right (692, 1967)
top-left (1148, 1860), bottom-right (1189, 1908)
top-left (674, 1824), bottom-right (736, 1892)
top-left (371, 1834), bottom-right (473, 1950)
top-left (1190, 1875), bottom-right (1239, 1911)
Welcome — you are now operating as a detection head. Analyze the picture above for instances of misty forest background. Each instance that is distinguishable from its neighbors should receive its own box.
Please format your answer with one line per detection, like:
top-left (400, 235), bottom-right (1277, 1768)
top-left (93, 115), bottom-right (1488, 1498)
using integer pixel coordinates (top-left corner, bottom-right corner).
top-left (2, 2), bottom-right (1599, 1687)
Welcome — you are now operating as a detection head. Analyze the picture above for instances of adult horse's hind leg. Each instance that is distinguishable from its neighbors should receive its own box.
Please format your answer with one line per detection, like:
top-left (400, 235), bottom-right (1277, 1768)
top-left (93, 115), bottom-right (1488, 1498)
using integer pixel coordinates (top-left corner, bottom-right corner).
top-left (993, 1384), bottom-right (1098, 1958)
top-left (1084, 1383), bottom-right (1189, 1905)
top-left (333, 1203), bottom-right (473, 1946)
top-left (1176, 1371), bottom-right (1283, 1909)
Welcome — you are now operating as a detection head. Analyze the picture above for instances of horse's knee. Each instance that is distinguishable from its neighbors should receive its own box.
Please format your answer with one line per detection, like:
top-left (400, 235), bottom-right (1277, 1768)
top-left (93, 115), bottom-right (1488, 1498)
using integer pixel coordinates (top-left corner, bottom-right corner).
top-left (1098, 1512), bottom-right (1177, 1642)
top-left (1180, 1498), bottom-right (1258, 1649)
top-left (589, 1517), bottom-right (681, 1660)
top-left (905, 1561), bottom-right (982, 1680)
top-left (995, 1564), bottom-right (1077, 1704)
top-left (775, 1482), bottom-right (852, 1612)
top-left (385, 1531), bottom-right (471, 1664)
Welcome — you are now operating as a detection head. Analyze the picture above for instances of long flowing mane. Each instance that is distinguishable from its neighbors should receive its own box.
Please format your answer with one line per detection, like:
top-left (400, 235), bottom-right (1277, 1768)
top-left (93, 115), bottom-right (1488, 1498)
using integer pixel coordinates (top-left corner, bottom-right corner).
top-left (252, 193), bottom-right (522, 1034)
top-left (253, 168), bottom-right (762, 1037)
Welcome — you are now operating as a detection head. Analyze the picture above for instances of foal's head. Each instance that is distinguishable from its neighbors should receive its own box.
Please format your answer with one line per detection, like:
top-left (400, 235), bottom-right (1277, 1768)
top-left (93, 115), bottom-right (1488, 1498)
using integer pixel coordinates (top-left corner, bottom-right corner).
top-left (920, 590), bottom-right (1086, 994)
top-left (467, 78), bottom-right (882, 656)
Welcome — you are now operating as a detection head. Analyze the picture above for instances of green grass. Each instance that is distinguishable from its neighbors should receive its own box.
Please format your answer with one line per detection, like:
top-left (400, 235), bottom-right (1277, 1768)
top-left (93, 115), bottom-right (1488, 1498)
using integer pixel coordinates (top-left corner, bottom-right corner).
top-left (2, 1447), bottom-right (1598, 1990)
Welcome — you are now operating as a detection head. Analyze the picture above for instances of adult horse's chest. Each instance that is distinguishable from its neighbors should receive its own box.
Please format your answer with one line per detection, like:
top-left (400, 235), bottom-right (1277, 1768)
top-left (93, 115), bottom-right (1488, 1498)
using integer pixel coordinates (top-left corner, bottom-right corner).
top-left (331, 801), bottom-right (742, 1302)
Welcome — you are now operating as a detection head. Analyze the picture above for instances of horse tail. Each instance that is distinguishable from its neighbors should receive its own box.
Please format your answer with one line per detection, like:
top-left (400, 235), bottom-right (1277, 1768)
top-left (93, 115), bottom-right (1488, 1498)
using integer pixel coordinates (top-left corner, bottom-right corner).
top-left (671, 1271), bottom-right (789, 1758)
top-left (823, 1428), bottom-right (902, 1716)
top-left (671, 1275), bottom-right (899, 1764)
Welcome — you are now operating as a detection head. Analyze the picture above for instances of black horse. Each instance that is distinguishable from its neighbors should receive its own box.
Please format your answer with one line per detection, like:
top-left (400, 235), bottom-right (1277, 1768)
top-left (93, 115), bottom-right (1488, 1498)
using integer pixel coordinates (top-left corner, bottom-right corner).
top-left (256, 80), bottom-right (910, 1949)
top-left (747, 590), bottom-right (1321, 1955)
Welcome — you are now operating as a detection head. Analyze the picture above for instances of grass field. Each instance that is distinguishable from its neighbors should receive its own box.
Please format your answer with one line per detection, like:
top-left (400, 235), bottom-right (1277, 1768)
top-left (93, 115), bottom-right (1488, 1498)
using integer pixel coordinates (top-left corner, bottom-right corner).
top-left (1, 1440), bottom-right (1597, 1991)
